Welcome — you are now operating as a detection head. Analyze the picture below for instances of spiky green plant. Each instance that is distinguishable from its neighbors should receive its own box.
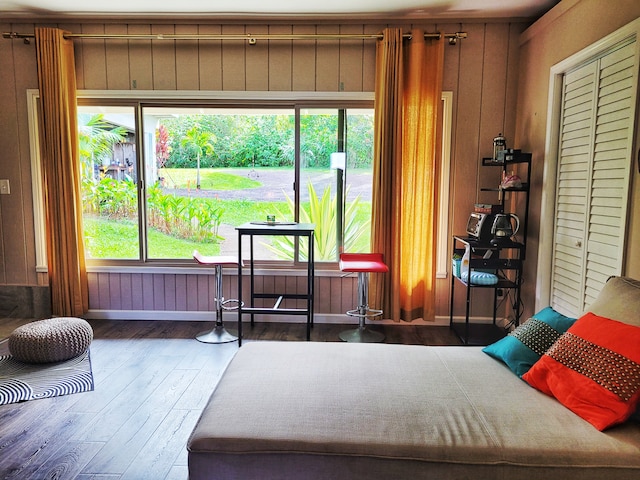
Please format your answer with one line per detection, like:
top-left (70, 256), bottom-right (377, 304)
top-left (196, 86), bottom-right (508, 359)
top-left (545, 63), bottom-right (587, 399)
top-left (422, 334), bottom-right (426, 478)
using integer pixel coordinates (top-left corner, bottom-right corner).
top-left (265, 182), bottom-right (370, 261)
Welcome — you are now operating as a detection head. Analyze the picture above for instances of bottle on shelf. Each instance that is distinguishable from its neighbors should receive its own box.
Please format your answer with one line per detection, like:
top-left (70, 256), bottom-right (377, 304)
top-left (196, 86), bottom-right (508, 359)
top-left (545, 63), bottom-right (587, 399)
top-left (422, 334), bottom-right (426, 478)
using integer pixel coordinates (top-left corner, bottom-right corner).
top-left (460, 245), bottom-right (470, 279)
top-left (492, 133), bottom-right (506, 160)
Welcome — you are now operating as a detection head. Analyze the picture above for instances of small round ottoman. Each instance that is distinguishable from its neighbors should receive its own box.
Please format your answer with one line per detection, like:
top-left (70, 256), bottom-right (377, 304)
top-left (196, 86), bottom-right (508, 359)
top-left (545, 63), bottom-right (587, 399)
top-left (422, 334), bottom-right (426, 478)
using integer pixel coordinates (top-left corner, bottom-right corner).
top-left (8, 317), bottom-right (93, 364)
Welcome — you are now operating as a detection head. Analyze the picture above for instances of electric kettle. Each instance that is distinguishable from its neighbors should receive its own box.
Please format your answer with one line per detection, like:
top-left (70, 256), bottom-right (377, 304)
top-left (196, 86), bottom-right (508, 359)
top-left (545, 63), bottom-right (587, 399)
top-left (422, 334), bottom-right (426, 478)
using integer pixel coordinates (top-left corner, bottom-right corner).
top-left (491, 213), bottom-right (520, 242)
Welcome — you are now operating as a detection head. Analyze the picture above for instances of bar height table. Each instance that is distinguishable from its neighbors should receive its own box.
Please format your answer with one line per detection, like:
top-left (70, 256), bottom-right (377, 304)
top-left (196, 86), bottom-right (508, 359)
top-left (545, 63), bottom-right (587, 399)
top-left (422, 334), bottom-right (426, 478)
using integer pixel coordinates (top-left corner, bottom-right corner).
top-left (236, 222), bottom-right (315, 346)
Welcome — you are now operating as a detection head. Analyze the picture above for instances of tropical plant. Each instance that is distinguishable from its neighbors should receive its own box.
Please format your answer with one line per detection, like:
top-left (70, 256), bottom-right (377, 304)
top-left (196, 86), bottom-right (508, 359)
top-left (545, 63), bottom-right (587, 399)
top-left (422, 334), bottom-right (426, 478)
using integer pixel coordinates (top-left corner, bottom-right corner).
top-left (180, 126), bottom-right (215, 189)
top-left (155, 124), bottom-right (177, 187)
top-left (145, 184), bottom-right (224, 242)
top-left (78, 113), bottom-right (128, 181)
top-left (84, 178), bottom-right (224, 245)
top-left (265, 182), bottom-right (370, 261)
top-left (82, 175), bottom-right (137, 219)
top-left (159, 113), bottom-right (374, 170)
top-left (155, 124), bottom-right (171, 168)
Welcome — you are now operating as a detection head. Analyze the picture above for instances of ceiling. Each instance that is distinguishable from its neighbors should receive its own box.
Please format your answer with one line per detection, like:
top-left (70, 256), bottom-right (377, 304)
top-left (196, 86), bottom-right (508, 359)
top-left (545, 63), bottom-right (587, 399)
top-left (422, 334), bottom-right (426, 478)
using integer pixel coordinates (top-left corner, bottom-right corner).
top-left (0, 0), bottom-right (561, 21)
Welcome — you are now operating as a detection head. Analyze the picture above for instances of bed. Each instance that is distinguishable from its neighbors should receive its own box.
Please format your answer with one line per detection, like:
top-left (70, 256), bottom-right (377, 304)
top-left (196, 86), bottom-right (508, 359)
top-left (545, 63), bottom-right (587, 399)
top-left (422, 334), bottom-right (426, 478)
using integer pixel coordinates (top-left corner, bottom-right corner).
top-left (187, 277), bottom-right (640, 479)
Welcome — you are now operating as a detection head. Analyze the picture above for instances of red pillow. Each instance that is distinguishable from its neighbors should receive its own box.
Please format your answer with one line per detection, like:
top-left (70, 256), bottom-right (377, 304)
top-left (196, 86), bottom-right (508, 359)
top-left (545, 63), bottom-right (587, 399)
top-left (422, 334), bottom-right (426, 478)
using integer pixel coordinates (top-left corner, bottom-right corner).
top-left (523, 312), bottom-right (640, 430)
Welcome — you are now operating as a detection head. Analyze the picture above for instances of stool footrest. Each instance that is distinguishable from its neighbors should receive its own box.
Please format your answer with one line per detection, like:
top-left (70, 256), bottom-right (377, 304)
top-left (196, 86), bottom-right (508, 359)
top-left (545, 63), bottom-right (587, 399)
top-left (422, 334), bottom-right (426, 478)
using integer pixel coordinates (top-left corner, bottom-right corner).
top-left (221, 299), bottom-right (243, 311)
top-left (346, 308), bottom-right (383, 319)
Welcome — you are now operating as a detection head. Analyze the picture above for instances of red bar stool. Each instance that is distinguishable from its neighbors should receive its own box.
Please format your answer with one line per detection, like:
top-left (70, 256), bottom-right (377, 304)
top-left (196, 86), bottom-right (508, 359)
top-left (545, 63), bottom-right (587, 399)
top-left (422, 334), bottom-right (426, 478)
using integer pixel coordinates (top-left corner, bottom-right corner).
top-left (193, 250), bottom-right (243, 344)
top-left (339, 253), bottom-right (388, 343)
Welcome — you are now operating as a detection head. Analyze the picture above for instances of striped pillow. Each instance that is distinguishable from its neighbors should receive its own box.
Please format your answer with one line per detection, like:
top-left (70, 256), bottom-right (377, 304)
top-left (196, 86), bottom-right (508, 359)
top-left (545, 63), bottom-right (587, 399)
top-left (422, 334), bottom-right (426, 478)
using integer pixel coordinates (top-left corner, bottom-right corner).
top-left (523, 312), bottom-right (640, 430)
top-left (483, 307), bottom-right (575, 377)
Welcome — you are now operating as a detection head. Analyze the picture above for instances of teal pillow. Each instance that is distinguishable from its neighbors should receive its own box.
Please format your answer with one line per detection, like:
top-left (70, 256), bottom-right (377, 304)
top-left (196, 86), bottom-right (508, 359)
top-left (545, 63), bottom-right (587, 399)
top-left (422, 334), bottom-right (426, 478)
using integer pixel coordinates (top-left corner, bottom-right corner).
top-left (482, 307), bottom-right (576, 378)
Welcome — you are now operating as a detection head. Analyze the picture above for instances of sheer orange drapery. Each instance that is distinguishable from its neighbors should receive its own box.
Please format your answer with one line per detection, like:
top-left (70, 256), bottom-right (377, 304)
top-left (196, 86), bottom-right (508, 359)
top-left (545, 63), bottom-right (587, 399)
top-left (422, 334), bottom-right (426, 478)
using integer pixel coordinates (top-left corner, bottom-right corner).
top-left (35, 27), bottom-right (88, 316)
top-left (370, 28), bottom-right (444, 322)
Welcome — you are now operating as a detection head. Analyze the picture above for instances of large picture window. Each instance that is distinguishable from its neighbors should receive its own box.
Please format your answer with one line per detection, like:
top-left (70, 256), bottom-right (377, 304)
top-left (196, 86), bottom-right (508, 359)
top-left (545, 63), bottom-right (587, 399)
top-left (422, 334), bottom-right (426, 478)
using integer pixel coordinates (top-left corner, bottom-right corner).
top-left (77, 98), bottom-right (374, 264)
top-left (29, 90), bottom-right (451, 277)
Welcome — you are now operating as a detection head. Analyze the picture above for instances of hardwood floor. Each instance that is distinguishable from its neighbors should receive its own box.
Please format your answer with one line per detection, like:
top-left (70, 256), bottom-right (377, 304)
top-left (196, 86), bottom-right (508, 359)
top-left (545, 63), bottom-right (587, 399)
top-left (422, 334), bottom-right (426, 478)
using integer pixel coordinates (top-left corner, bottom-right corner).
top-left (0, 318), bottom-right (461, 479)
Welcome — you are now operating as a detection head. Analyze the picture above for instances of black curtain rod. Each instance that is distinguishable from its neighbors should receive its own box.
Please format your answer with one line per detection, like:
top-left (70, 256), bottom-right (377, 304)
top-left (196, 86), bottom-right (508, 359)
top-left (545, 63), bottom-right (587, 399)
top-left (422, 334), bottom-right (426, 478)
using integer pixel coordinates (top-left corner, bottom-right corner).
top-left (3, 31), bottom-right (468, 44)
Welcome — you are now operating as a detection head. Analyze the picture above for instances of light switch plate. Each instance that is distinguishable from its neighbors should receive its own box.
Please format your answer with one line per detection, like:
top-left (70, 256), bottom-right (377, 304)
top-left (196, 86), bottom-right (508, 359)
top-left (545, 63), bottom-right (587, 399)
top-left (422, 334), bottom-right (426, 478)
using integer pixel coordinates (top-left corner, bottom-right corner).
top-left (0, 179), bottom-right (10, 195)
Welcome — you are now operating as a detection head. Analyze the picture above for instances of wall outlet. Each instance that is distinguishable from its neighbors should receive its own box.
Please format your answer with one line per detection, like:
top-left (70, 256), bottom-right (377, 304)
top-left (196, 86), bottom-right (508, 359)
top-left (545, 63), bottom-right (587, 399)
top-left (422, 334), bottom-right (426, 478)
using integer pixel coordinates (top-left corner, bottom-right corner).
top-left (0, 179), bottom-right (10, 195)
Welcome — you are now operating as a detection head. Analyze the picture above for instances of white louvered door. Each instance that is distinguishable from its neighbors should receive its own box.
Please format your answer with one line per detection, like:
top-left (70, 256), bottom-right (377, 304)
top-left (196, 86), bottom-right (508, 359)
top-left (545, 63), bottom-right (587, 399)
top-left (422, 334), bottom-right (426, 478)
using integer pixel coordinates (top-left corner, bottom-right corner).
top-left (550, 39), bottom-right (638, 317)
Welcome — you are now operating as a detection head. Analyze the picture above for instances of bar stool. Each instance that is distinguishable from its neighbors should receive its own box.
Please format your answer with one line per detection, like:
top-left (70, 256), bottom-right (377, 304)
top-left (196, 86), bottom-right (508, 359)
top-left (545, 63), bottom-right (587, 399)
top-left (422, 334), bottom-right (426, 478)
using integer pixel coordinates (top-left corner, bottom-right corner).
top-left (339, 253), bottom-right (388, 343)
top-left (193, 250), bottom-right (243, 344)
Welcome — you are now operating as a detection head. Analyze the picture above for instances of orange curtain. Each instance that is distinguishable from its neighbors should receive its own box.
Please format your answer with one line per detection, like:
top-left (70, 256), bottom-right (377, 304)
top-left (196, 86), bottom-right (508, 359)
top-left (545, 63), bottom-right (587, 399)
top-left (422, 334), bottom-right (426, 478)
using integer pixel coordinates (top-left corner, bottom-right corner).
top-left (370, 28), bottom-right (444, 322)
top-left (35, 28), bottom-right (88, 316)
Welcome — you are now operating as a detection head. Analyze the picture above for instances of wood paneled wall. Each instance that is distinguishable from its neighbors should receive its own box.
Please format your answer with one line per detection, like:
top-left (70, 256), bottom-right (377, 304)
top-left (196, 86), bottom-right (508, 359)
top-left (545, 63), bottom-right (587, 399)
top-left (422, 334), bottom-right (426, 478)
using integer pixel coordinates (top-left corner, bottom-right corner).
top-left (0, 19), bottom-right (530, 321)
top-left (516, 0), bottom-right (640, 317)
top-left (86, 270), bottom-right (358, 321)
top-left (70, 23), bottom-right (379, 92)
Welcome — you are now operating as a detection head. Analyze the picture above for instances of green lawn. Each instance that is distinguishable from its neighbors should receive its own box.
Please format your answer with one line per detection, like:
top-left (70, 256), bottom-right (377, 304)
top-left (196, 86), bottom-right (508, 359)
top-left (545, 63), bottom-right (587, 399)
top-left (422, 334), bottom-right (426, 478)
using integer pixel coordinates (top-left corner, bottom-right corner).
top-left (159, 168), bottom-right (261, 190)
top-left (82, 199), bottom-right (293, 260)
top-left (219, 199), bottom-right (293, 225)
top-left (83, 216), bottom-right (222, 259)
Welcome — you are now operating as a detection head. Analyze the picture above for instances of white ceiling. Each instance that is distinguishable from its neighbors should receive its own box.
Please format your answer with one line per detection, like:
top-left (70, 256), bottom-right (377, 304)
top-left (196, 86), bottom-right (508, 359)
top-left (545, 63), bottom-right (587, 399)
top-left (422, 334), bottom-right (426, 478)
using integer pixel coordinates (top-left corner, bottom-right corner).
top-left (0, 0), bottom-right (561, 21)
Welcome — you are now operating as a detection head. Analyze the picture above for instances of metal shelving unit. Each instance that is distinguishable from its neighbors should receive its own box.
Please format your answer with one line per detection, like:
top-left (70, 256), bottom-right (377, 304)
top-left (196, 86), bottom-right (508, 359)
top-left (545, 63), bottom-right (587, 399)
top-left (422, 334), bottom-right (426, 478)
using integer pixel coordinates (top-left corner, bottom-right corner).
top-left (449, 236), bottom-right (524, 345)
top-left (449, 151), bottom-right (530, 345)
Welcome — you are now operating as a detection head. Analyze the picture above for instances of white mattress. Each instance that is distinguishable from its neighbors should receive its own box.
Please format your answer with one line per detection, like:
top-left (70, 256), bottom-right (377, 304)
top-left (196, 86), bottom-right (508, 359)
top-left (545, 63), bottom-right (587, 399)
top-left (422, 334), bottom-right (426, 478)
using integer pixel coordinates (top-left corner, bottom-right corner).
top-left (188, 341), bottom-right (640, 480)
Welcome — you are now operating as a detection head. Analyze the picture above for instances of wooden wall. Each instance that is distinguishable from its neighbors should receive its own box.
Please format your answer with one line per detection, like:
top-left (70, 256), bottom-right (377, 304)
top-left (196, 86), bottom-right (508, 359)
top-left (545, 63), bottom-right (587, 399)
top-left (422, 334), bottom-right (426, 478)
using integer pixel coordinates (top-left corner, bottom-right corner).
top-left (0, 19), bottom-right (529, 322)
top-left (515, 0), bottom-right (640, 315)
top-left (86, 270), bottom-right (357, 321)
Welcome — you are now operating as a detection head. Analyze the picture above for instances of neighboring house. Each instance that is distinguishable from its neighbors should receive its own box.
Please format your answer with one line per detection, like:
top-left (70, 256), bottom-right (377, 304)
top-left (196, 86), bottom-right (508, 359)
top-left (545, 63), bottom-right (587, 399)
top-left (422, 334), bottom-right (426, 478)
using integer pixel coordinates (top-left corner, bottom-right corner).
top-left (0, 0), bottom-right (639, 322)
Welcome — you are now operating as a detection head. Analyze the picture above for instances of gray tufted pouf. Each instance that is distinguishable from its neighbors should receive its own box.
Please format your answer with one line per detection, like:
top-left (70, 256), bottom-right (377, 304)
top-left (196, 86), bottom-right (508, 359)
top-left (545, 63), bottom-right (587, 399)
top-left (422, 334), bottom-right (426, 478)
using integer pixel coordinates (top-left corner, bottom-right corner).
top-left (8, 317), bottom-right (93, 364)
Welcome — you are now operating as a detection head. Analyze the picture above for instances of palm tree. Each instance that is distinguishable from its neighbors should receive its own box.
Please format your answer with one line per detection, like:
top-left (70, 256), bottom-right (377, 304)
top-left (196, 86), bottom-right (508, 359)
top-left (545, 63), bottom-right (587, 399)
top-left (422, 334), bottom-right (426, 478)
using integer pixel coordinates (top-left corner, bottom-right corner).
top-left (78, 113), bottom-right (128, 181)
top-left (180, 126), bottom-right (215, 189)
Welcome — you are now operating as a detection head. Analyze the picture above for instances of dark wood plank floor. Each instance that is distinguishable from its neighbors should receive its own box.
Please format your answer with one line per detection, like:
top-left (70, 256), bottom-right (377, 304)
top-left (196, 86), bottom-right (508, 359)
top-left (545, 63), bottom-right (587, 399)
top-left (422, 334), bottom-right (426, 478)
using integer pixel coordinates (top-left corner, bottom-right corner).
top-left (0, 318), bottom-right (461, 479)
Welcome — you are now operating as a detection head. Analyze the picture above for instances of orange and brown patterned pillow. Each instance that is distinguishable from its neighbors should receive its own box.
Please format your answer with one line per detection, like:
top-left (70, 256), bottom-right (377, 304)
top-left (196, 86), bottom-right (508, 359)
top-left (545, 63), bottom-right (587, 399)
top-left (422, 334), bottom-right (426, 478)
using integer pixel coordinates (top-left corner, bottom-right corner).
top-left (523, 312), bottom-right (640, 431)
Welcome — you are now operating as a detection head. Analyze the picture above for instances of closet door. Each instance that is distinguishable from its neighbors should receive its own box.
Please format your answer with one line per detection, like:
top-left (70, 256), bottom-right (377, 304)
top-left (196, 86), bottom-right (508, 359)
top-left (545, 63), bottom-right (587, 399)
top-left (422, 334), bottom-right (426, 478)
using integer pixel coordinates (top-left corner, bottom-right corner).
top-left (551, 40), bottom-right (637, 317)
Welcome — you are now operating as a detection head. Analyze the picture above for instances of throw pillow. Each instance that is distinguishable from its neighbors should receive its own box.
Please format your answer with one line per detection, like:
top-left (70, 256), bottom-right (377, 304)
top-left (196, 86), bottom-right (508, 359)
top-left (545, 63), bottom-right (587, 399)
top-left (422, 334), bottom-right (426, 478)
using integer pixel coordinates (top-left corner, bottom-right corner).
top-left (585, 276), bottom-right (640, 327)
top-left (482, 307), bottom-right (576, 377)
top-left (522, 312), bottom-right (640, 430)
